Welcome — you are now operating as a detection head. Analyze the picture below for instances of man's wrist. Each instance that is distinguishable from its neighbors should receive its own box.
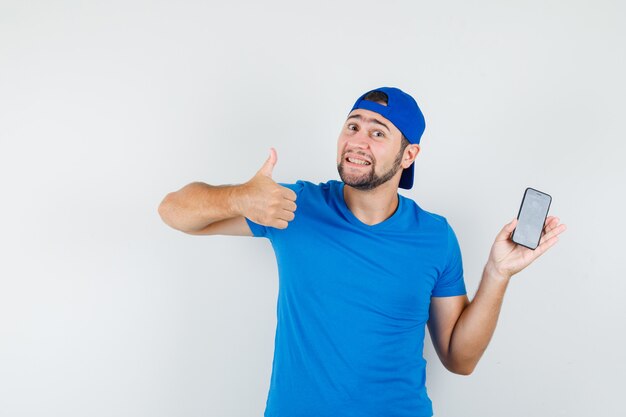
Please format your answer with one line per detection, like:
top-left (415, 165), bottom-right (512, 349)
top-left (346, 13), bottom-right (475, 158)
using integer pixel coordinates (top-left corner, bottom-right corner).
top-left (483, 261), bottom-right (512, 285)
top-left (227, 183), bottom-right (248, 218)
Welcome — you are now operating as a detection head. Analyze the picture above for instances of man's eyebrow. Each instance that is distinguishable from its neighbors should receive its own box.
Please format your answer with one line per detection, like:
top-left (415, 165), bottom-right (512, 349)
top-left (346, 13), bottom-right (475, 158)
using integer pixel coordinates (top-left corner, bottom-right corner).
top-left (346, 114), bottom-right (390, 132)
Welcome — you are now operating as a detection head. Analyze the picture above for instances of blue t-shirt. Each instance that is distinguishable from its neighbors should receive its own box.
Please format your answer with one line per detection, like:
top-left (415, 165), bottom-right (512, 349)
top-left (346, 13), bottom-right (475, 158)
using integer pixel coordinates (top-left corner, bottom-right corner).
top-left (245, 180), bottom-right (466, 417)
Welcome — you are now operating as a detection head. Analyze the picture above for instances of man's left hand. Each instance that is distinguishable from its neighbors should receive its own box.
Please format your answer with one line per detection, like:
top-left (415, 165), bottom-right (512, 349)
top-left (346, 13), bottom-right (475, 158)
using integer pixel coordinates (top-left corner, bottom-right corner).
top-left (486, 216), bottom-right (567, 280)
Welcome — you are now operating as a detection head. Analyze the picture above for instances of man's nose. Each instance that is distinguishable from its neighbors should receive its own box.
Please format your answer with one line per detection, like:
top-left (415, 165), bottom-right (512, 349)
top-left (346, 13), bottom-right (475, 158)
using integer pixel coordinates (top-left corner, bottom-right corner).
top-left (348, 131), bottom-right (371, 148)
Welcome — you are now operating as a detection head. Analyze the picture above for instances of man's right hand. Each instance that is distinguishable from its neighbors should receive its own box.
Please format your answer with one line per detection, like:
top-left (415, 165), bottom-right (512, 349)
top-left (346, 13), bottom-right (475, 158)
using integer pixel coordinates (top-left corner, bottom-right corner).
top-left (234, 148), bottom-right (298, 229)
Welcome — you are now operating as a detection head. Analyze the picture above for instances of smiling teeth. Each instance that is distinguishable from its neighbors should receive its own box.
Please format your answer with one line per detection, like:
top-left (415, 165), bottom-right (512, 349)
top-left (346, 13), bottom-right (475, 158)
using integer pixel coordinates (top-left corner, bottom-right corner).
top-left (348, 157), bottom-right (370, 165)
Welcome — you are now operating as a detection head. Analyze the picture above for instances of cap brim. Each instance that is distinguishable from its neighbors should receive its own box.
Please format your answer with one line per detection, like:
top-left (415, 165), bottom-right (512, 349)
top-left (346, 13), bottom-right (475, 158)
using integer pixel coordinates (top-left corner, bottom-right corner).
top-left (399, 163), bottom-right (414, 190)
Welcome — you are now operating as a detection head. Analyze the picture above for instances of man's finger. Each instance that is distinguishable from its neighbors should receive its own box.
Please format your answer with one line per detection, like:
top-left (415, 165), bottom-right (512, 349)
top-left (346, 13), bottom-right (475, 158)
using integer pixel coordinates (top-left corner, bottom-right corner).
top-left (272, 219), bottom-right (289, 229)
top-left (278, 209), bottom-right (296, 222)
top-left (541, 218), bottom-right (557, 236)
top-left (258, 147), bottom-right (278, 178)
top-left (540, 222), bottom-right (567, 241)
top-left (497, 218), bottom-right (518, 241)
top-left (282, 200), bottom-right (297, 213)
top-left (543, 216), bottom-right (558, 228)
top-left (533, 231), bottom-right (561, 257)
top-left (282, 187), bottom-right (297, 201)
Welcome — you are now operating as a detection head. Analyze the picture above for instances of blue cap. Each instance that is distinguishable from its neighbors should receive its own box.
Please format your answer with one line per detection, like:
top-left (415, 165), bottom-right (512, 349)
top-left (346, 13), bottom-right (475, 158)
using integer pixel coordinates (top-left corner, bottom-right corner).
top-left (350, 87), bottom-right (426, 189)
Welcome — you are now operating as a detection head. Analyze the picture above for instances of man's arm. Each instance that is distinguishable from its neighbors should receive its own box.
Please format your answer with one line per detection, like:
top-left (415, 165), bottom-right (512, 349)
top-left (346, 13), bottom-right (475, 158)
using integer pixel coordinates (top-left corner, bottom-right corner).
top-left (427, 216), bottom-right (567, 375)
top-left (157, 148), bottom-right (297, 235)
top-left (158, 182), bottom-right (245, 235)
top-left (427, 267), bottom-right (507, 376)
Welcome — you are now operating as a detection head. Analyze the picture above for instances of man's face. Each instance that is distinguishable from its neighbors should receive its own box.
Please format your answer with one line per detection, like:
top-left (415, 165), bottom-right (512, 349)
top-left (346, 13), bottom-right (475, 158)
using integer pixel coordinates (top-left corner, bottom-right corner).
top-left (336, 108), bottom-right (405, 191)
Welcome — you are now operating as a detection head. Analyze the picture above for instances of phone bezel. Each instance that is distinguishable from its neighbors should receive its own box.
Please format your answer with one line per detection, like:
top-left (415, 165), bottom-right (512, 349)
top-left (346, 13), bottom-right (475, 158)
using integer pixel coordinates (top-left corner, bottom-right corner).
top-left (511, 187), bottom-right (552, 250)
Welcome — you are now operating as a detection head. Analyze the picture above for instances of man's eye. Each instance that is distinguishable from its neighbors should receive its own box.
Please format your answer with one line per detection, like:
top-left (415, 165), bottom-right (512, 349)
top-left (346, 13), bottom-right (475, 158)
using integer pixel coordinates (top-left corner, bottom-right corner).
top-left (347, 124), bottom-right (357, 131)
top-left (372, 131), bottom-right (385, 138)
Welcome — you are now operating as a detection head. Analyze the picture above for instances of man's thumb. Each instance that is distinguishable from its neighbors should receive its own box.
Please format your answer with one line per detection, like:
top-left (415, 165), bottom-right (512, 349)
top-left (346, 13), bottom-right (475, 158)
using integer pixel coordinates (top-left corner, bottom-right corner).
top-left (259, 147), bottom-right (277, 177)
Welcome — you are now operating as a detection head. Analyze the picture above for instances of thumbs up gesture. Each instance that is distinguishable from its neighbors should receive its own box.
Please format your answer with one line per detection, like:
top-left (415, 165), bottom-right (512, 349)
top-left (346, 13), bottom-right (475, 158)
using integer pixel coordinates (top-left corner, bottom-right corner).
top-left (238, 148), bottom-right (298, 229)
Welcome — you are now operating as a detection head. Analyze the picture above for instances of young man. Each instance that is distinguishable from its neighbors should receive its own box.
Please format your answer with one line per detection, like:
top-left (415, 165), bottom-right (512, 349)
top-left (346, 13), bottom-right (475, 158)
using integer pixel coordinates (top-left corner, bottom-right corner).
top-left (158, 87), bottom-right (566, 417)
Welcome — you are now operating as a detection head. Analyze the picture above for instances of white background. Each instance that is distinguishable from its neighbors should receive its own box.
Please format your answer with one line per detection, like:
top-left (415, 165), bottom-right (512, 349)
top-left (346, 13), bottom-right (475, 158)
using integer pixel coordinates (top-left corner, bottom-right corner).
top-left (1, 1), bottom-right (624, 416)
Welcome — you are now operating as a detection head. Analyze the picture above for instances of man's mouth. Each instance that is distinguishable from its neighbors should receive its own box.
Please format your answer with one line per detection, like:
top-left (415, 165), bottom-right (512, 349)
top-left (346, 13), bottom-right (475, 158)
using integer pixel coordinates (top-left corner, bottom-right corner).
top-left (345, 156), bottom-right (371, 166)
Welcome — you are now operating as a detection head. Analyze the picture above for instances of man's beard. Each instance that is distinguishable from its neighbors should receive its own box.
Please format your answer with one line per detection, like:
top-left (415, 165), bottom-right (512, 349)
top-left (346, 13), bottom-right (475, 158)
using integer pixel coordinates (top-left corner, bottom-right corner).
top-left (337, 147), bottom-right (405, 191)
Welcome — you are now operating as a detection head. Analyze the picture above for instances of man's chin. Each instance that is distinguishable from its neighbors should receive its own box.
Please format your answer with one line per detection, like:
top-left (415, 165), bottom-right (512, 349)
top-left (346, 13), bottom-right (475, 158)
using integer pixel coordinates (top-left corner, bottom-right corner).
top-left (339, 173), bottom-right (376, 190)
top-left (338, 167), bottom-right (367, 184)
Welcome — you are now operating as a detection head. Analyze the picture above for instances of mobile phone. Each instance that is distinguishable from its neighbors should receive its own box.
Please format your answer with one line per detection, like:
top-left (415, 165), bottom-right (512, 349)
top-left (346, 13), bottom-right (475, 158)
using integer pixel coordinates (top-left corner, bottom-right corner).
top-left (511, 188), bottom-right (552, 250)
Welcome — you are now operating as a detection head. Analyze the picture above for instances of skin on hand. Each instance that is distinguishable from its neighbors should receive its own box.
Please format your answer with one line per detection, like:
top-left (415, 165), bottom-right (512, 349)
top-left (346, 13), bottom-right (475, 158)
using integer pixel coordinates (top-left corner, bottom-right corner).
top-left (486, 215), bottom-right (568, 280)
top-left (428, 216), bottom-right (568, 375)
top-left (237, 147), bottom-right (298, 229)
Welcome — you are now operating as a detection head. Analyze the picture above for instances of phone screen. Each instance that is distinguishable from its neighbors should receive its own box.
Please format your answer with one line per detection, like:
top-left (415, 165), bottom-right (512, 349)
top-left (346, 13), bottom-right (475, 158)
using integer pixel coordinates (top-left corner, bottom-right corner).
top-left (511, 188), bottom-right (552, 250)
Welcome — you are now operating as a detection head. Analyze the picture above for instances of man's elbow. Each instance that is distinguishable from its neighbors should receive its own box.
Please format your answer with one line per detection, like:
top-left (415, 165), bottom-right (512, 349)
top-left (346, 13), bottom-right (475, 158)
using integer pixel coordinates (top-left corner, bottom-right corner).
top-left (158, 193), bottom-right (176, 226)
top-left (158, 193), bottom-right (192, 232)
top-left (450, 366), bottom-right (474, 376)
top-left (445, 359), bottom-right (476, 376)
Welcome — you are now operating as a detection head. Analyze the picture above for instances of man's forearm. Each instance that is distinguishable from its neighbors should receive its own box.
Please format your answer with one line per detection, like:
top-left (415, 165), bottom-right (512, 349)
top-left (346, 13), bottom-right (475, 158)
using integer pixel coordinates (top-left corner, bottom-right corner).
top-left (447, 263), bottom-right (511, 375)
top-left (158, 182), bottom-right (244, 233)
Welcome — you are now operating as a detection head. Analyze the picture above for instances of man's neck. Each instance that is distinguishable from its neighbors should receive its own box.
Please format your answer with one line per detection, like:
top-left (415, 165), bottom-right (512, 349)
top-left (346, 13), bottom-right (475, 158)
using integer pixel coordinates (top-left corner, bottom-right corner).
top-left (343, 182), bottom-right (400, 226)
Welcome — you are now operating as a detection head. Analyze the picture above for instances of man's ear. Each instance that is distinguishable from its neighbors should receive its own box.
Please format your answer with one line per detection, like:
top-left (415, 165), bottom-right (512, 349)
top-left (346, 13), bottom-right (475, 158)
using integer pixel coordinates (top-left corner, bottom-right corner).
top-left (402, 144), bottom-right (421, 169)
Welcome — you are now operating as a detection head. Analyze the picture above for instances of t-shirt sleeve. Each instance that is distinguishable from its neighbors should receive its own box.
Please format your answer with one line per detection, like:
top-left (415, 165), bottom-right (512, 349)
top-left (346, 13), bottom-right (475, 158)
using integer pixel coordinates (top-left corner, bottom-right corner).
top-left (244, 181), bottom-right (305, 239)
top-left (431, 221), bottom-right (467, 297)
